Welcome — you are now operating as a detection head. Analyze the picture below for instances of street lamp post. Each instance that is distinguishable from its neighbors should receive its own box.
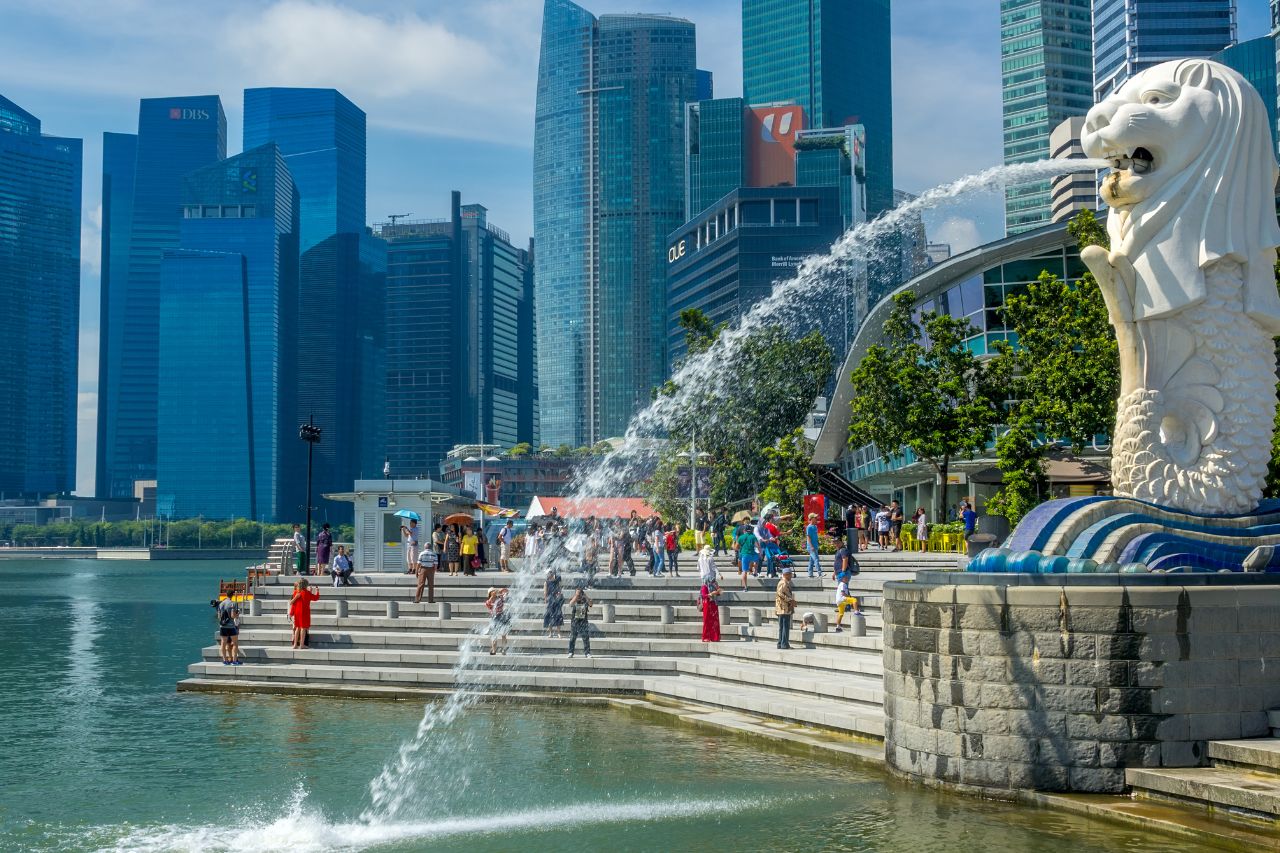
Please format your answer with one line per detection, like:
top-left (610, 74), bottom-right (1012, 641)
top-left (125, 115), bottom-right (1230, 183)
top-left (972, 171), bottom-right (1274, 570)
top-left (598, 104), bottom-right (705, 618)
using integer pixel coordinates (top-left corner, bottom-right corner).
top-left (299, 418), bottom-right (323, 574)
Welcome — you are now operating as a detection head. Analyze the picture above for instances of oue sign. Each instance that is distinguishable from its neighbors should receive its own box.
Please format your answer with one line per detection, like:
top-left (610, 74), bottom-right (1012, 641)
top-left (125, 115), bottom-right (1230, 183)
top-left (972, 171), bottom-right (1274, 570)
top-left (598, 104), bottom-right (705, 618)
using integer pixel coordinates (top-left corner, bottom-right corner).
top-left (667, 239), bottom-right (687, 263)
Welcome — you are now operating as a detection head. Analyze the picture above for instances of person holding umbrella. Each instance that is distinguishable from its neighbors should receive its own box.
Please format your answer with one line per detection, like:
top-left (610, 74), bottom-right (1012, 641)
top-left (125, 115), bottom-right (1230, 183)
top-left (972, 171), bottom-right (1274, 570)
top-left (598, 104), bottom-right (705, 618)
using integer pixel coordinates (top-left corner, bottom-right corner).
top-left (397, 511), bottom-right (421, 575)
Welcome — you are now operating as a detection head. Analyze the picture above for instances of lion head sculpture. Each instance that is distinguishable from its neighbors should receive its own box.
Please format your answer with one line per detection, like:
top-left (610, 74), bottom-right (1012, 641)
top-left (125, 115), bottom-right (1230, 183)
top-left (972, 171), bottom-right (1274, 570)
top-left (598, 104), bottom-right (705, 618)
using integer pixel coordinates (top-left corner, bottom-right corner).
top-left (1081, 59), bottom-right (1280, 332)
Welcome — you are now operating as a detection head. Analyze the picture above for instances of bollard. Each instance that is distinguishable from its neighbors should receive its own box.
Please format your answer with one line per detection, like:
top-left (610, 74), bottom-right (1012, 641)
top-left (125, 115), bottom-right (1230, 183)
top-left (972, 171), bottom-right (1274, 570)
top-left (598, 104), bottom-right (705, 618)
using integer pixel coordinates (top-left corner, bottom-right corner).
top-left (813, 612), bottom-right (828, 633)
top-left (335, 599), bottom-right (348, 619)
top-left (386, 600), bottom-right (399, 619)
top-left (739, 625), bottom-right (751, 640)
top-left (719, 605), bottom-right (731, 627)
top-left (602, 602), bottom-right (616, 624)
top-left (849, 612), bottom-right (867, 637)
top-left (660, 604), bottom-right (674, 624)
top-left (250, 597), bottom-right (262, 617)
top-left (748, 607), bottom-right (762, 627)
top-left (438, 601), bottom-right (452, 620)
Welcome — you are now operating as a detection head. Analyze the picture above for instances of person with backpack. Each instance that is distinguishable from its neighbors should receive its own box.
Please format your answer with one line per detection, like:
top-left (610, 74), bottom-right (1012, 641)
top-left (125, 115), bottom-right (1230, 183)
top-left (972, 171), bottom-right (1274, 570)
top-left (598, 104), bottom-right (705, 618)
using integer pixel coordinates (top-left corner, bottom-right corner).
top-left (832, 569), bottom-right (863, 633)
top-left (735, 522), bottom-right (758, 591)
top-left (665, 523), bottom-right (681, 577)
top-left (567, 587), bottom-right (592, 658)
top-left (711, 507), bottom-right (727, 557)
top-left (215, 597), bottom-right (241, 665)
top-left (497, 520), bottom-right (515, 572)
top-left (332, 545), bottom-right (355, 587)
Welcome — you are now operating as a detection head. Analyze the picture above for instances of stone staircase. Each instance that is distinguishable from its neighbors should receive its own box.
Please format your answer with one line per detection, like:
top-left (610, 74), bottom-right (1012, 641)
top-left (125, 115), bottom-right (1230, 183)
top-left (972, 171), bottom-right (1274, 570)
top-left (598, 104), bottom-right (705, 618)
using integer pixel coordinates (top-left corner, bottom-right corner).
top-left (1127, 735), bottom-right (1280, 825)
top-left (181, 552), bottom-right (958, 741)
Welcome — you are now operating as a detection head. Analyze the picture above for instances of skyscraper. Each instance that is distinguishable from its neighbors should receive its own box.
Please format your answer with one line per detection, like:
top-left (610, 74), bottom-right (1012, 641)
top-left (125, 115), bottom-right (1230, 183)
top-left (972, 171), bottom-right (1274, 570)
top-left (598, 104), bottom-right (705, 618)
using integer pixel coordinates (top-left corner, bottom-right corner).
top-left (1213, 35), bottom-right (1278, 153)
top-left (379, 192), bottom-right (538, 477)
top-left (1000, 0), bottom-right (1093, 234)
top-left (684, 97), bottom-right (746, 219)
top-left (534, 0), bottom-right (697, 446)
top-left (244, 88), bottom-right (385, 520)
top-left (742, 0), bottom-right (893, 217)
top-left (0, 95), bottom-right (81, 496)
top-left (157, 144), bottom-right (298, 520)
top-left (1094, 0), bottom-right (1237, 101)
top-left (97, 95), bottom-right (226, 498)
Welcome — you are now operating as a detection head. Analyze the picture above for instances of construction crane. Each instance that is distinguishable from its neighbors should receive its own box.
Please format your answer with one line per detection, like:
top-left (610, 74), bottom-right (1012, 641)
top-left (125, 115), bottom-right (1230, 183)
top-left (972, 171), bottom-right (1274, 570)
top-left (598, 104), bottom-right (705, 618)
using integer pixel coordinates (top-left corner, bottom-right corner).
top-left (386, 213), bottom-right (412, 228)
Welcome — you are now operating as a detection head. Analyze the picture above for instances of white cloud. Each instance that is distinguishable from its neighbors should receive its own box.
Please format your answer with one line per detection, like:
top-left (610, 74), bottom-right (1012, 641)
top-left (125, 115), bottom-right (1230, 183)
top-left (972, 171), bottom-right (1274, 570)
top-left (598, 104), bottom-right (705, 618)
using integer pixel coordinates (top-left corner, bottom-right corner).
top-left (76, 389), bottom-right (97, 496)
top-left (930, 216), bottom-right (984, 254)
top-left (227, 2), bottom-right (510, 105)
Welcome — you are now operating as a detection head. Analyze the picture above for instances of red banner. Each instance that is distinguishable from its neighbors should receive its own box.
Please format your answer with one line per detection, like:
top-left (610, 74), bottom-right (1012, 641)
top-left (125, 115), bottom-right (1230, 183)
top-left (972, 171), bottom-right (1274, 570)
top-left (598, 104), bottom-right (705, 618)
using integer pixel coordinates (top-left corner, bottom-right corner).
top-left (803, 493), bottom-right (827, 535)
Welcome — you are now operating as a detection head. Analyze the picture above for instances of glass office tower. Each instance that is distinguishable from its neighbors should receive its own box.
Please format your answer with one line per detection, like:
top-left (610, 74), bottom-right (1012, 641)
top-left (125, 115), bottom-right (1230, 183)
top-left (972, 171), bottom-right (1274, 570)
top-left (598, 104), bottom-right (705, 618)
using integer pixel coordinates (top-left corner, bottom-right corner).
top-left (1000, 0), bottom-right (1094, 234)
top-left (0, 95), bottom-right (82, 496)
top-left (685, 97), bottom-right (746, 220)
top-left (379, 192), bottom-right (538, 478)
top-left (1213, 35), bottom-right (1278, 153)
top-left (97, 95), bottom-right (226, 498)
top-left (742, 0), bottom-right (893, 217)
top-left (534, 0), bottom-right (696, 446)
top-left (157, 145), bottom-right (298, 520)
top-left (96, 132), bottom-right (136, 498)
top-left (244, 88), bottom-right (385, 520)
top-left (1094, 0), bottom-right (1236, 101)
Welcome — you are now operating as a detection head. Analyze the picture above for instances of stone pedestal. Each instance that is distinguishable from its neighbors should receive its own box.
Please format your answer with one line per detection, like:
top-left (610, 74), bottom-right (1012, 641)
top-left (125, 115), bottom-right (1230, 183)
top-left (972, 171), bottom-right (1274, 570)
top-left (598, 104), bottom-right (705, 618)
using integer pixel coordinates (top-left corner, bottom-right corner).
top-left (250, 598), bottom-right (262, 617)
top-left (660, 605), bottom-right (674, 625)
top-left (438, 601), bottom-right (451, 620)
top-left (335, 599), bottom-right (348, 619)
top-left (882, 578), bottom-right (1280, 794)
top-left (749, 607), bottom-right (762, 627)
top-left (603, 603), bottom-right (616, 624)
top-left (386, 600), bottom-right (399, 619)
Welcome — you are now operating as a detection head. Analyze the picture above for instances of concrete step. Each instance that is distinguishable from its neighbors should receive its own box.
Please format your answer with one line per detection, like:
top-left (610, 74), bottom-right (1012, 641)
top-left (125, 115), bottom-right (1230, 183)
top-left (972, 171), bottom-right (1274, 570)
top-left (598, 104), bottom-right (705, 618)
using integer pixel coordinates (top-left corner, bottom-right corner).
top-left (1209, 739), bottom-right (1280, 773)
top-left (731, 622), bottom-right (884, 653)
top-left (673, 657), bottom-right (884, 706)
top-left (187, 660), bottom-right (661, 694)
top-left (236, 613), bottom-right (884, 642)
top-left (233, 627), bottom-right (719, 656)
top-left (705, 641), bottom-right (884, 678)
top-left (642, 673), bottom-right (884, 739)
top-left (1127, 765), bottom-right (1280, 820)
top-left (202, 644), bottom-right (680, 675)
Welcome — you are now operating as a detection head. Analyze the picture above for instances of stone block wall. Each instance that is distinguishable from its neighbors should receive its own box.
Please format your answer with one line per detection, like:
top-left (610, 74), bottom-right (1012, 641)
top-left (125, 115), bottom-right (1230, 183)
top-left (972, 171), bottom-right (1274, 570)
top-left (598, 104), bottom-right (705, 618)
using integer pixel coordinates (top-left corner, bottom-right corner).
top-left (882, 582), bottom-right (1280, 793)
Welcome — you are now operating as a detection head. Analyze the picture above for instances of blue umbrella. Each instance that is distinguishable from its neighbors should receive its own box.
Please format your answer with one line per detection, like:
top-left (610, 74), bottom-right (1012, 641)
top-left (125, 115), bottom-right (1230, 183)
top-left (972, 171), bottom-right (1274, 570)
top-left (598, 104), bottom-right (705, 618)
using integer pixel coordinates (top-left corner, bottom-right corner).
top-left (394, 509), bottom-right (421, 521)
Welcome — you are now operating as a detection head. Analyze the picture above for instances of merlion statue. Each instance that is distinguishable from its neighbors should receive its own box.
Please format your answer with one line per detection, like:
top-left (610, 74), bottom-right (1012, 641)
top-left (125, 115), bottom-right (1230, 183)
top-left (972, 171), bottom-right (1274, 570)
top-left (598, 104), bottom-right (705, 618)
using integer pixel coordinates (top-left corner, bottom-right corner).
top-left (1080, 59), bottom-right (1280, 514)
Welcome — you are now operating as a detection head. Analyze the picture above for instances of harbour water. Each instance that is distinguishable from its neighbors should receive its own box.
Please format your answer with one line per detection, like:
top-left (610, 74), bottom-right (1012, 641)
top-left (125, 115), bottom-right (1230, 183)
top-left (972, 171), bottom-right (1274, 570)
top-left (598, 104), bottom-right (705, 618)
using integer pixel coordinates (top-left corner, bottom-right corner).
top-left (2, 559), bottom-right (1210, 852)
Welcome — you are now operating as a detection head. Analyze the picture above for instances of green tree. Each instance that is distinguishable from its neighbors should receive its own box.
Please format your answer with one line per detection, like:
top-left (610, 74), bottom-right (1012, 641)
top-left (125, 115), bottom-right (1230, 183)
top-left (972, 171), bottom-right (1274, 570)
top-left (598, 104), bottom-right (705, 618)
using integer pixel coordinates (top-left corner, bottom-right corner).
top-left (848, 291), bottom-right (999, 519)
top-left (646, 310), bottom-right (832, 513)
top-left (507, 442), bottom-right (533, 458)
top-left (984, 412), bottom-right (1048, 526)
top-left (759, 427), bottom-right (819, 516)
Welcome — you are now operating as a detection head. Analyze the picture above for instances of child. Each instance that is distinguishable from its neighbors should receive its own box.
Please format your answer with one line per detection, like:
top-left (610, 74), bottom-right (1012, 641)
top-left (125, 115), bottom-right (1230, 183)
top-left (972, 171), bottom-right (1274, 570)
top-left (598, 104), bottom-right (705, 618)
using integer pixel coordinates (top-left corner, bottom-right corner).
top-left (567, 587), bottom-right (592, 658)
top-left (288, 578), bottom-right (320, 649)
top-left (485, 587), bottom-right (511, 655)
top-left (832, 571), bottom-right (862, 633)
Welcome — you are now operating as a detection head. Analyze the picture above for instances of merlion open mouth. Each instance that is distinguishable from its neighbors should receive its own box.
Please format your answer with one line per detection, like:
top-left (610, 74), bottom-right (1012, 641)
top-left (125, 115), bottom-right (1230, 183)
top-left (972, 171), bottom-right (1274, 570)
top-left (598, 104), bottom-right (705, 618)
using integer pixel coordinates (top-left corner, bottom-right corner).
top-left (1109, 146), bottom-right (1155, 175)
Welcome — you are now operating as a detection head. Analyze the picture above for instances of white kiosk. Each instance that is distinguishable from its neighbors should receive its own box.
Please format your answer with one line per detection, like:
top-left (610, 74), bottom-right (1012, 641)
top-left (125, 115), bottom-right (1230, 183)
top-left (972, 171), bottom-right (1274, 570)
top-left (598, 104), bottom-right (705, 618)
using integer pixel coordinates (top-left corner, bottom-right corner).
top-left (324, 479), bottom-right (474, 573)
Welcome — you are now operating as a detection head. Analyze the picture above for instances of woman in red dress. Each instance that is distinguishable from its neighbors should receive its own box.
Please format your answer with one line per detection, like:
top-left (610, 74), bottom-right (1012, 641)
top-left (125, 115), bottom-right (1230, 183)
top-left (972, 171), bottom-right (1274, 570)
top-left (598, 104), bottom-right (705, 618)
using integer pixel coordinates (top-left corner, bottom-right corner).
top-left (700, 580), bottom-right (721, 642)
top-left (289, 578), bottom-right (320, 649)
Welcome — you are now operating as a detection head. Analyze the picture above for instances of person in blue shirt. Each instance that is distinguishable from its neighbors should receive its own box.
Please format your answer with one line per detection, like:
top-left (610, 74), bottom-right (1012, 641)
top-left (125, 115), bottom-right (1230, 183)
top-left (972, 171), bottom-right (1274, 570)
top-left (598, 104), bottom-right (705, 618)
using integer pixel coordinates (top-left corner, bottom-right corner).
top-left (962, 504), bottom-right (978, 537)
top-left (804, 513), bottom-right (821, 578)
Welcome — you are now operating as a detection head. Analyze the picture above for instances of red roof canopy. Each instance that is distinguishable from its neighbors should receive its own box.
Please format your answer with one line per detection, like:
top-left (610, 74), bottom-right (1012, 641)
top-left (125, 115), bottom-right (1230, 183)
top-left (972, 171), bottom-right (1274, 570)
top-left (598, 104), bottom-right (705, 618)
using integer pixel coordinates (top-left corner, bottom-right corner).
top-left (526, 496), bottom-right (657, 520)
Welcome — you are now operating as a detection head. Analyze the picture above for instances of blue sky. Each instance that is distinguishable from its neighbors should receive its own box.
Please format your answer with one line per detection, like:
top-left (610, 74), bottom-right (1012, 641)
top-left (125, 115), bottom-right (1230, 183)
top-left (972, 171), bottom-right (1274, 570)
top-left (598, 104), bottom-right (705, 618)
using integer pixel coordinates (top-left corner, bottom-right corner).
top-left (0, 0), bottom-right (1271, 494)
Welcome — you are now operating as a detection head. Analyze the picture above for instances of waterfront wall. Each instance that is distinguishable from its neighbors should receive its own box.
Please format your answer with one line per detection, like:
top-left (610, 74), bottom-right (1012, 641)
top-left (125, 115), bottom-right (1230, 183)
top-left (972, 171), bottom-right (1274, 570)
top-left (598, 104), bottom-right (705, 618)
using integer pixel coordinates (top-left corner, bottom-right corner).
top-left (882, 581), bottom-right (1280, 794)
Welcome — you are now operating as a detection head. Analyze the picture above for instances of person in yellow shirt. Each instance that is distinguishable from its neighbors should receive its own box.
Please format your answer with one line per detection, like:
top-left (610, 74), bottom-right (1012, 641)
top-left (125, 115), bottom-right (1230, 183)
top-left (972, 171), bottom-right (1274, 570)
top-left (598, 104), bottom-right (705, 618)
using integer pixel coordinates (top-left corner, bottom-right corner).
top-left (461, 527), bottom-right (480, 576)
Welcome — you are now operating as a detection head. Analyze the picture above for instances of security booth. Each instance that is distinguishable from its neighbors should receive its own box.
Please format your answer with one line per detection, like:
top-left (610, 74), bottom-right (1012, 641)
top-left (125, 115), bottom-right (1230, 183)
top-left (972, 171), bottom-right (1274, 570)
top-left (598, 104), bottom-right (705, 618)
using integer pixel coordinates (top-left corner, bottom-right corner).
top-left (324, 479), bottom-right (475, 573)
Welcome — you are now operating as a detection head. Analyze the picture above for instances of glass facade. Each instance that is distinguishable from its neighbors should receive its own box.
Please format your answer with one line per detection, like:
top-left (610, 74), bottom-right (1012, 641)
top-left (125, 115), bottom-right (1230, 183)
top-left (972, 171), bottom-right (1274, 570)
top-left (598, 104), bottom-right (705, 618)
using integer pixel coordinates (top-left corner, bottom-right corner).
top-left (685, 97), bottom-right (746, 220)
top-left (666, 186), bottom-right (845, 366)
top-left (1001, 0), bottom-right (1094, 234)
top-left (1094, 0), bottom-right (1237, 101)
top-left (1213, 35), bottom-right (1278, 153)
top-left (0, 95), bottom-right (81, 496)
top-left (244, 88), bottom-right (385, 521)
top-left (534, 1), bottom-right (697, 446)
top-left (98, 95), bottom-right (226, 498)
top-left (96, 132), bottom-right (136, 498)
top-left (742, 0), bottom-right (893, 217)
top-left (157, 145), bottom-right (298, 520)
top-left (380, 194), bottom-right (538, 478)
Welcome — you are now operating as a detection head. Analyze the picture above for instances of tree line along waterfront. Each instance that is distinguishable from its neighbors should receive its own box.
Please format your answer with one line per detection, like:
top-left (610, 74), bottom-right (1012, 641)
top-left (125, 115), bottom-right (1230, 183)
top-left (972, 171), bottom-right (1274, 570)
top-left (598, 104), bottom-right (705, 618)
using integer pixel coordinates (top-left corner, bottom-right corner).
top-left (0, 518), bottom-right (354, 549)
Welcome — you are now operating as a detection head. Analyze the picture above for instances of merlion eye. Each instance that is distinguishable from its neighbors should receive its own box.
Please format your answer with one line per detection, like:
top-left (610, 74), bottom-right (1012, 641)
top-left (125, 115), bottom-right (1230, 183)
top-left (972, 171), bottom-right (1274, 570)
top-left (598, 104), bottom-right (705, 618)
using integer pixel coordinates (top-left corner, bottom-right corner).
top-left (1144, 94), bottom-right (1163, 105)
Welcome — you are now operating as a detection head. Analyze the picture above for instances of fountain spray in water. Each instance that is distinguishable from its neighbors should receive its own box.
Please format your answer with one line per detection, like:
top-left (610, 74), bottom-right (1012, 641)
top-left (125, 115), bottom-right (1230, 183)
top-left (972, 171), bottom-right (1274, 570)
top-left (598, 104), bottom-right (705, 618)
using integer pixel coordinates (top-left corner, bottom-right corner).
top-left (360, 157), bottom-right (1105, 824)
